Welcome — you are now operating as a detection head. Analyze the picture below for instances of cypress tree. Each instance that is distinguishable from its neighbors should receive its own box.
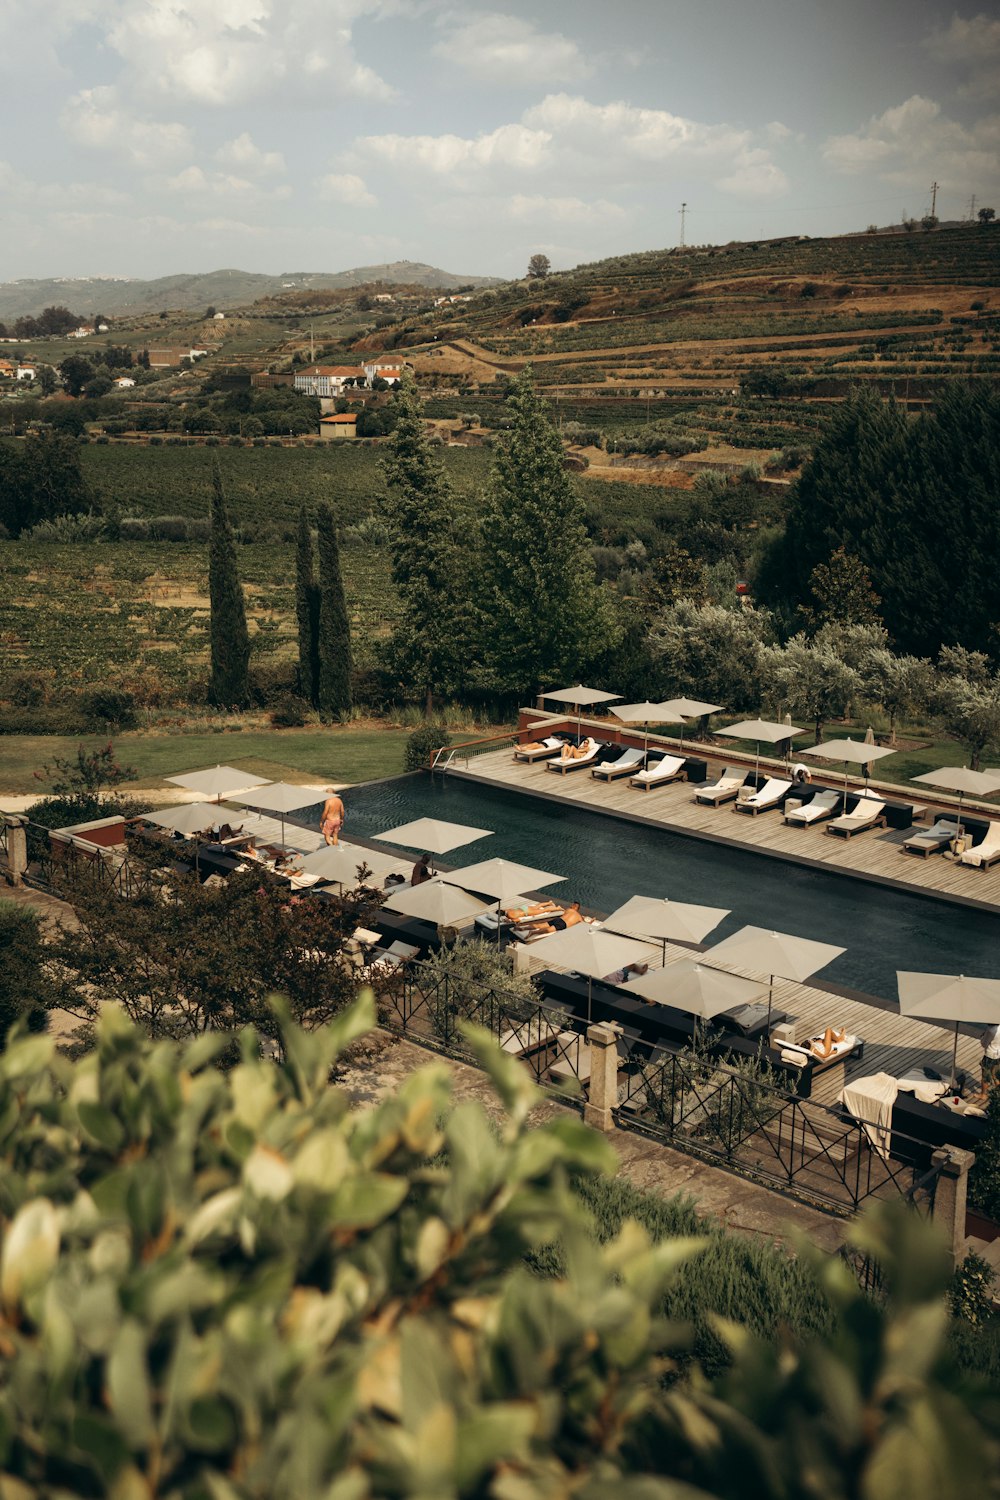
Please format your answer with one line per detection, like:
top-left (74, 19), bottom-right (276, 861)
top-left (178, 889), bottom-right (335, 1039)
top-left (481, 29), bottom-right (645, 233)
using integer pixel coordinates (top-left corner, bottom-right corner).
top-left (475, 369), bottom-right (613, 699)
top-left (295, 506), bottom-right (321, 706)
top-left (316, 502), bottom-right (352, 722)
top-left (381, 376), bottom-right (472, 713)
top-left (207, 463), bottom-right (250, 707)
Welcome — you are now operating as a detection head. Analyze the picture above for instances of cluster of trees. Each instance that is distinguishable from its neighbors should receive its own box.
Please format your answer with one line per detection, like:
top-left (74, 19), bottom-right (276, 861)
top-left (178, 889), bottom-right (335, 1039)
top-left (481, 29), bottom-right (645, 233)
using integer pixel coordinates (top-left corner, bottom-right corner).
top-left (760, 384), bottom-right (1000, 657)
top-left (382, 373), bottom-right (614, 708)
top-left (645, 600), bottom-right (1000, 765)
top-left (0, 304), bottom-right (91, 339)
top-left (0, 431), bottom-right (94, 537)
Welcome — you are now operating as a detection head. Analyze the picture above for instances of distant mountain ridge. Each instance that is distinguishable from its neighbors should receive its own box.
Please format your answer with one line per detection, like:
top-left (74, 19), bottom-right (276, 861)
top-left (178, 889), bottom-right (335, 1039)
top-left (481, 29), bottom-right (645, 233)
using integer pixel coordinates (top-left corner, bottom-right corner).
top-left (0, 263), bottom-right (501, 321)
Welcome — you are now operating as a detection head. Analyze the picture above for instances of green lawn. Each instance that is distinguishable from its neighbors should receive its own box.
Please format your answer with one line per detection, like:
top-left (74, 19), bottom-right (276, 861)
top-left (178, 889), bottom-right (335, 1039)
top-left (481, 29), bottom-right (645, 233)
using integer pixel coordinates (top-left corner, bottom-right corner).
top-left (1, 727), bottom-right (413, 797)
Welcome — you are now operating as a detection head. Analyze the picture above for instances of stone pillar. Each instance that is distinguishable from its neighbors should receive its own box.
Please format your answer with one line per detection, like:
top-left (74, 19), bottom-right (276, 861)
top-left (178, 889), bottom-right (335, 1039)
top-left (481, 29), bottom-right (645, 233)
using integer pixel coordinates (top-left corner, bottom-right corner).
top-left (931, 1146), bottom-right (975, 1267)
top-left (584, 1022), bottom-right (620, 1133)
top-left (3, 817), bottom-right (28, 887)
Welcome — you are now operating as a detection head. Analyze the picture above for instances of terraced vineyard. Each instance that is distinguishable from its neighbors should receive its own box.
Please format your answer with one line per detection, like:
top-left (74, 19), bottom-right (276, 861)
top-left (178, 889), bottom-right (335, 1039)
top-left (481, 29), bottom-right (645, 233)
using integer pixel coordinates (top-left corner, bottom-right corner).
top-left (0, 540), bottom-right (400, 691)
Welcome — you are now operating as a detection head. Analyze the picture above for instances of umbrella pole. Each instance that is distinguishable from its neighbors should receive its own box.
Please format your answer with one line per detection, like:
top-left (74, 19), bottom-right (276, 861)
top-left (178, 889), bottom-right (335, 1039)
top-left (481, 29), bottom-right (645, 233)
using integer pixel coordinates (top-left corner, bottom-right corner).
top-left (951, 1021), bottom-right (960, 1087)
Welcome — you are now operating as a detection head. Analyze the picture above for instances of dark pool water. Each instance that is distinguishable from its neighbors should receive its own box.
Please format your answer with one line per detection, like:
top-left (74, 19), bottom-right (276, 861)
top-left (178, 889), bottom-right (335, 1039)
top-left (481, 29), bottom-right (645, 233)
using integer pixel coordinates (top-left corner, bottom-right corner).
top-left (291, 773), bottom-right (1000, 1003)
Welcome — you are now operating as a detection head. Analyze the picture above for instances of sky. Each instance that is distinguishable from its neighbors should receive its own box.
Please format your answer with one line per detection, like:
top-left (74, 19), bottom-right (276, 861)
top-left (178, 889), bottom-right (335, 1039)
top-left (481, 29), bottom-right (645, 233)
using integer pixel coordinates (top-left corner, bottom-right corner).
top-left (2, 0), bottom-right (998, 283)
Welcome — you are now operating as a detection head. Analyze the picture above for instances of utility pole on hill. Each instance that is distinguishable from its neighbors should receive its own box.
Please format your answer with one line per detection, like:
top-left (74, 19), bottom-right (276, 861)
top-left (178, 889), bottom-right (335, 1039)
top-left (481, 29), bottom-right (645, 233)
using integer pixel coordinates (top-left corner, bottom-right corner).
top-left (679, 201), bottom-right (687, 248)
top-left (967, 194), bottom-right (977, 222)
top-left (930, 181), bottom-right (939, 218)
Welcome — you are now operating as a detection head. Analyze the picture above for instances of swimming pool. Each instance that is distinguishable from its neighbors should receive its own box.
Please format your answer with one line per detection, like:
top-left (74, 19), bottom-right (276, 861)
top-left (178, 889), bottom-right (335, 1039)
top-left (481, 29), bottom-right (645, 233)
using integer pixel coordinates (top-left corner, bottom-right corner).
top-left (293, 773), bottom-right (1000, 1003)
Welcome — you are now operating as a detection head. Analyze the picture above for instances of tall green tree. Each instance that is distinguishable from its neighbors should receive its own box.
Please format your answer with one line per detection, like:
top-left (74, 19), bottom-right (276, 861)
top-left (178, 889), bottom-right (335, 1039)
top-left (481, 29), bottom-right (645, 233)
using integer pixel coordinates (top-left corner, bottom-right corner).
top-left (207, 463), bottom-right (250, 708)
top-left (475, 369), bottom-right (614, 699)
top-left (0, 431), bottom-right (94, 537)
top-left (295, 506), bottom-right (321, 707)
top-left (381, 376), bottom-right (471, 712)
top-left (316, 502), bottom-right (352, 722)
top-left (0, 901), bottom-right (54, 1043)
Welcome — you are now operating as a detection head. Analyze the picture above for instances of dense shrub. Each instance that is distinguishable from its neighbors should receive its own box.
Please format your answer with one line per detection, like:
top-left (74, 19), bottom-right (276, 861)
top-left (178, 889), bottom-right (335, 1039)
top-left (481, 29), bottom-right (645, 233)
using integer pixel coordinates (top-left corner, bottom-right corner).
top-left (79, 687), bottom-right (139, 731)
top-left (270, 693), bottom-right (310, 728)
top-left (0, 704), bottom-right (92, 736)
top-left (0, 901), bottom-right (53, 1041)
top-left (404, 722), bottom-right (449, 770)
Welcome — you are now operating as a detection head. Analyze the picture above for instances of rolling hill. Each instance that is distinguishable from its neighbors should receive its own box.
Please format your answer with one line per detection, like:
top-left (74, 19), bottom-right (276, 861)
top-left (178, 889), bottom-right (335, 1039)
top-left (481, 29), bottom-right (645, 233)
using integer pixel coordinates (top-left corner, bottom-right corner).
top-left (0, 262), bottom-right (500, 322)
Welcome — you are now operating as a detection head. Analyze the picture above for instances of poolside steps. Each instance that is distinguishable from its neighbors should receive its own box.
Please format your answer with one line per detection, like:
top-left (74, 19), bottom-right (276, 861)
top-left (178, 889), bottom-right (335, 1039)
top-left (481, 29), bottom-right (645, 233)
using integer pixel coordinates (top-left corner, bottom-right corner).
top-left (453, 749), bottom-right (1000, 913)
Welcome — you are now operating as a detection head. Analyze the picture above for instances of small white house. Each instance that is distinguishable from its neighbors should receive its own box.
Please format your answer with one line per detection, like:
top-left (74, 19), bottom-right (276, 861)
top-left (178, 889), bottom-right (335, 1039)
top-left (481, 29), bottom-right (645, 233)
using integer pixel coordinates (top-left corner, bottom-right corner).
top-left (67, 327), bottom-right (92, 338)
top-left (16, 365), bottom-right (36, 381)
top-left (213, 312), bottom-right (226, 320)
top-left (114, 376), bottom-right (136, 389)
top-left (97, 323), bottom-right (109, 332)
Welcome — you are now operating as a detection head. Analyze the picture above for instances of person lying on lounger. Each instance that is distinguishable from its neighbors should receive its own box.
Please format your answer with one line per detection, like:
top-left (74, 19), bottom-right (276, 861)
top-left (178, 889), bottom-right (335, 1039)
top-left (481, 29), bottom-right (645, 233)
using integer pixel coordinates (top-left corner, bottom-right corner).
top-left (810, 1026), bottom-right (847, 1060)
top-left (559, 739), bottom-right (595, 760)
top-left (505, 899), bottom-right (561, 922)
top-left (523, 900), bottom-right (585, 935)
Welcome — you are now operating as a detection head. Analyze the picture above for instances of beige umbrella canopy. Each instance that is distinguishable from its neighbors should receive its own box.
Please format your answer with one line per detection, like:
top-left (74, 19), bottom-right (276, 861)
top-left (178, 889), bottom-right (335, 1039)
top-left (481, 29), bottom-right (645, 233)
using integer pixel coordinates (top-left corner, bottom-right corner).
top-left (144, 803), bottom-right (224, 837)
top-left (912, 766), bottom-right (1000, 836)
top-left (602, 895), bottom-right (729, 959)
top-left (802, 736), bottom-right (897, 794)
top-left (723, 718), bottom-right (804, 781)
top-left (542, 683), bottom-right (621, 737)
top-left (897, 969), bottom-right (1000, 1083)
top-left (628, 958), bottom-right (767, 1023)
top-left (704, 924), bottom-right (845, 1032)
top-left (443, 857), bottom-right (563, 904)
top-left (659, 697), bottom-right (725, 743)
top-left (164, 765), bottom-right (270, 803)
top-left (610, 701), bottom-right (676, 755)
top-left (229, 782), bottom-right (326, 844)
top-left (373, 817), bottom-right (492, 855)
top-left (524, 924), bottom-right (652, 1020)
top-left (384, 876), bottom-right (491, 926)
top-left (297, 842), bottom-right (402, 888)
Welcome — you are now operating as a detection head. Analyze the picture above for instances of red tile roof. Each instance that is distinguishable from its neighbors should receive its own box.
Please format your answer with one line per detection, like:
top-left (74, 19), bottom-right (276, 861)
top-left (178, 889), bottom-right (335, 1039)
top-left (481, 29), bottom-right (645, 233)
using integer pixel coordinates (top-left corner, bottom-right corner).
top-left (321, 413), bottom-right (358, 424)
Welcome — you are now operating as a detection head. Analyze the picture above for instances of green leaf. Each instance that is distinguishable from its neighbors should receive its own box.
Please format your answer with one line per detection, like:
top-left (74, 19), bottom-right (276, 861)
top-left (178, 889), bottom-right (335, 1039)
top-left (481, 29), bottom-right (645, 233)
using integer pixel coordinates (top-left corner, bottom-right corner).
top-left (0, 1197), bottom-right (59, 1307)
top-left (78, 1101), bottom-right (125, 1154)
top-left (454, 1405), bottom-right (537, 1490)
top-left (107, 1320), bottom-right (155, 1448)
top-left (184, 1397), bottom-right (237, 1455)
top-left (328, 1172), bottom-right (408, 1230)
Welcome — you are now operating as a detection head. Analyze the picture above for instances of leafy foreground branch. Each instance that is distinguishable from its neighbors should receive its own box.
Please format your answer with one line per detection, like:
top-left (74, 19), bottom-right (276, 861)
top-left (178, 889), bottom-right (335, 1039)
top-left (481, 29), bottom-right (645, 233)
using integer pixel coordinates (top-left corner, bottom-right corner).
top-left (0, 1001), bottom-right (997, 1499)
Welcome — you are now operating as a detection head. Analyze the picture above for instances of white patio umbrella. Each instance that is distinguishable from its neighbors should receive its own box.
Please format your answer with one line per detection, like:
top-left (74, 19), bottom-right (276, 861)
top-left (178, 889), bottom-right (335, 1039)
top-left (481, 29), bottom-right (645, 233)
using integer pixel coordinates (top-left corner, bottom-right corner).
top-left (897, 969), bottom-right (1000, 1085)
top-left (443, 856), bottom-right (565, 945)
top-left (704, 924), bottom-right (845, 1034)
top-left (912, 766), bottom-right (1000, 838)
top-left (542, 683), bottom-right (621, 738)
top-left (164, 765), bottom-right (270, 803)
top-left (229, 781), bottom-right (327, 845)
top-left (384, 876), bottom-right (491, 927)
top-left (144, 803), bottom-right (223, 837)
top-left (602, 895), bottom-right (730, 960)
top-left (628, 957), bottom-right (768, 1026)
top-left (802, 737), bottom-right (898, 797)
top-left (659, 697), bottom-right (725, 743)
top-left (723, 718), bottom-right (804, 782)
top-left (523, 923), bottom-right (652, 1021)
top-left (610, 701), bottom-right (677, 756)
top-left (373, 817), bottom-right (493, 871)
top-left (297, 842), bottom-right (403, 888)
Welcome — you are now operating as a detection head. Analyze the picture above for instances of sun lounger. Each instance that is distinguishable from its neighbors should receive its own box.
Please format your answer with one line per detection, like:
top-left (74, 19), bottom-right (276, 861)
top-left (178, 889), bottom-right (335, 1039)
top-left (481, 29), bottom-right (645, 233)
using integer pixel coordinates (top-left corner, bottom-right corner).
top-left (825, 795), bottom-right (886, 839)
top-left (694, 766), bottom-right (746, 806)
top-left (779, 1029), bottom-right (860, 1066)
top-left (958, 820), bottom-right (1000, 869)
top-left (784, 788), bottom-right (841, 826)
top-left (902, 818), bottom-right (959, 858)
top-left (733, 776), bottom-right (791, 816)
top-left (359, 939), bottom-right (420, 981)
top-left (547, 738), bottom-right (600, 774)
top-left (629, 753), bottom-right (686, 791)
top-left (592, 747), bottom-right (645, 781)
top-left (513, 735), bottom-right (564, 762)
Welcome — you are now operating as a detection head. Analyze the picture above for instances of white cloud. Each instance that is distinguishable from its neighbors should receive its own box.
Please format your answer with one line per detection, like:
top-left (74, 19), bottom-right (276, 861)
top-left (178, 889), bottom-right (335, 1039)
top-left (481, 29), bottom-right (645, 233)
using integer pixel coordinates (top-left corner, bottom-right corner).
top-left (434, 12), bottom-right (592, 86)
top-left (359, 121), bottom-right (552, 176)
top-left (923, 12), bottom-right (1000, 99)
top-left (104, 0), bottom-right (397, 107)
top-left (318, 172), bottom-right (377, 207)
top-left (215, 132), bottom-right (286, 176)
top-left (823, 95), bottom-right (1000, 195)
top-left (508, 192), bottom-right (625, 223)
top-left (359, 93), bottom-right (790, 199)
top-left (164, 164), bottom-right (292, 199)
top-left (62, 85), bottom-right (192, 167)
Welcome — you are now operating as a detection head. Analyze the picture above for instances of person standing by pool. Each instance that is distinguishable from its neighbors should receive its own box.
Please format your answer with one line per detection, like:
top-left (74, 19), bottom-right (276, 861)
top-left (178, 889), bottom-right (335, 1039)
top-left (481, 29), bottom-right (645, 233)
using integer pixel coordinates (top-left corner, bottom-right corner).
top-left (320, 788), bottom-right (345, 846)
top-left (979, 1021), bottom-right (1000, 1089)
top-left (411, 852), bottom-right (432, 886)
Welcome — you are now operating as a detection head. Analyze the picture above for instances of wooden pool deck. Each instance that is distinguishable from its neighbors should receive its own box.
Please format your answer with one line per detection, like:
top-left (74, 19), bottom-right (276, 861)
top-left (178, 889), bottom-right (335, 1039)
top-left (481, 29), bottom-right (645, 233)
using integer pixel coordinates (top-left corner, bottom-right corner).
top-left (447, 748), bottom-right (996, 1085)
top-left (451, 749), bottom-right (1000, 913)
